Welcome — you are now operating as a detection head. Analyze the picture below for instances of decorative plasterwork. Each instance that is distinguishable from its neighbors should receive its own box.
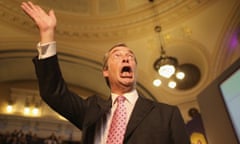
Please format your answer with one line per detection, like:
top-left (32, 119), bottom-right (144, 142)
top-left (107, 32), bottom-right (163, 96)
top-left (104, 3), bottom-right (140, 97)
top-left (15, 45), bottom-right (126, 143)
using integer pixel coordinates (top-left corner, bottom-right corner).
top-left (0, 0), bottom-right (210, 40)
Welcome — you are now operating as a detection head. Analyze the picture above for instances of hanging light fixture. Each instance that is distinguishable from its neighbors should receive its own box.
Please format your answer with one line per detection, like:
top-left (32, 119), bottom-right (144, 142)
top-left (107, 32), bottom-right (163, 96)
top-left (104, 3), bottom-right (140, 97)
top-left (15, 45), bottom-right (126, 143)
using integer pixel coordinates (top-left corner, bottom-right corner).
top-left (153, 25), bottom-right (178, 78)
top-left (150, 0), bottom-right (201, 89)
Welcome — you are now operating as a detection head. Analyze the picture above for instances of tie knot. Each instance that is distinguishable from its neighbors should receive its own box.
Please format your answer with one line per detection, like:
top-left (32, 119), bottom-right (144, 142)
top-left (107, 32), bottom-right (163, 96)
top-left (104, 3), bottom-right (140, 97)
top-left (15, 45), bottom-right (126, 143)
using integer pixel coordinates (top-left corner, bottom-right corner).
top-left (116, 96), bottom-right (125, 103)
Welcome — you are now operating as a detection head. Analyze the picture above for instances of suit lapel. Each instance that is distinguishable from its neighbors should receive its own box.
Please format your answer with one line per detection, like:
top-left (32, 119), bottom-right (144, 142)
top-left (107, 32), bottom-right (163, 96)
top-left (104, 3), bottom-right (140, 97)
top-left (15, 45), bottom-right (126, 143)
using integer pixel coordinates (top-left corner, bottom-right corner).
top-left (95, 96), bottom-right (112, 122)
top-left (84, 96), bottom-right (111, 128)
top-left (124, 96), bottom-right (154, 139)
top-left (82, 96), bottom-right (112, 143)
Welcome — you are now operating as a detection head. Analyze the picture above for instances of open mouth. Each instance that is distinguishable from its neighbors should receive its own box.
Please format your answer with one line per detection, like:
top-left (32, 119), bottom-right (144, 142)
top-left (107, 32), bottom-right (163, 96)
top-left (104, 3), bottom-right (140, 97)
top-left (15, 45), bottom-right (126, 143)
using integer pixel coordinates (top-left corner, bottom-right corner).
top-left (121, 66), bottom-right (132, 73)
top-left (120, 66), bottom-right (132, 78)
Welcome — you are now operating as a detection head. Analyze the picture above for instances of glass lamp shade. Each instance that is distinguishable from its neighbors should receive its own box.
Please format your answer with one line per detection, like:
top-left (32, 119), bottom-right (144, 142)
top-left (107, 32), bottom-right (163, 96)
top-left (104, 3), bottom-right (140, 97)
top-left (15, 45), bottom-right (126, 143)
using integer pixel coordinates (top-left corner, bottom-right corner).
top-left (154, 56), bottom-right (178, 78)
top-left (176, 71), bottom-right (185, 80)
top-left (158, 64), bottom-right (176, 78)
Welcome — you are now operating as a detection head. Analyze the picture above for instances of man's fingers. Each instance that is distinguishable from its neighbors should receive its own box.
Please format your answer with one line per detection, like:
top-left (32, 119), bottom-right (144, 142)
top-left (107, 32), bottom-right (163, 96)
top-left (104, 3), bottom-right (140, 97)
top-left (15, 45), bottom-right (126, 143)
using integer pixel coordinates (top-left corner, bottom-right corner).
top-left (21, 2), bottom-right (31, 14)
top-left (49, 10), bottom-right (56, 23)
top-left (21, 2), bottom-right (44, 24)
top-left (26, 1), bottom-right (39, 12)
top-left (21, 2), bottom-right (37, 18)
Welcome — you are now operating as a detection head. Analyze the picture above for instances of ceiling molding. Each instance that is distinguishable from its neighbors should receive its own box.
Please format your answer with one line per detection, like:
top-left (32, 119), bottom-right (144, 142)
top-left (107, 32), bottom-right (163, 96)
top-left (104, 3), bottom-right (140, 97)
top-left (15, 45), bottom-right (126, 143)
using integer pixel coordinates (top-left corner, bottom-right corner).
top-left (0, 0), bottom-right (211, 40)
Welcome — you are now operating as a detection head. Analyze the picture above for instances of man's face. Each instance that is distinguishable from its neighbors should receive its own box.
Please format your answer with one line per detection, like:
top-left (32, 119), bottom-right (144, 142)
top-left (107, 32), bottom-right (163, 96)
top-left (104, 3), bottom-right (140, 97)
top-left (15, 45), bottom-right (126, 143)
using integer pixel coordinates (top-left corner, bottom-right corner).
top-left (103, 46), bottom-right (137, 91)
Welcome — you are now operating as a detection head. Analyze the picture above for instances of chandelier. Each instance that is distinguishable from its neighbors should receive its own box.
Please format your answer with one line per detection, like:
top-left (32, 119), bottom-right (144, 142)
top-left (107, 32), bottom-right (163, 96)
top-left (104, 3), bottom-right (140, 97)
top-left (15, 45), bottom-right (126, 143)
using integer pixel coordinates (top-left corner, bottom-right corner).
top-left (153, 25), bottom-right (178, 79)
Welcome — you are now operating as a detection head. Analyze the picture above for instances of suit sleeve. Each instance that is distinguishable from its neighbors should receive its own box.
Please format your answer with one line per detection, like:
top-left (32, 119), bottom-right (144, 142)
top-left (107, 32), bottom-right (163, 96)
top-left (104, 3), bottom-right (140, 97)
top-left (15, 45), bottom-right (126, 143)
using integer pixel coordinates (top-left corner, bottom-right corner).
top-left (32, 55), bottom-right (88, 130)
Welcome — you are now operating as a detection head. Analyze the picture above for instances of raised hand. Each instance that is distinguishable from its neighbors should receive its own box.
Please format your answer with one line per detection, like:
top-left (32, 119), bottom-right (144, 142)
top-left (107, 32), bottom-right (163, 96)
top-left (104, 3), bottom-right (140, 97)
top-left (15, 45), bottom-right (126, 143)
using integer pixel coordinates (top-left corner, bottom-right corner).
top-left (21, 1), bottom-right (57, 43)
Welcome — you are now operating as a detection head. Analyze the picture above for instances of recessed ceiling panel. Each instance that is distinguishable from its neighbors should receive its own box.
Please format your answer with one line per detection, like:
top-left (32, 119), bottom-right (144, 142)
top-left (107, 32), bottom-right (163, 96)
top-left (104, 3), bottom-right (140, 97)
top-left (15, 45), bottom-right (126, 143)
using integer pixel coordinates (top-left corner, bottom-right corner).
top-left (38, 0), bottom-right (90, 14)
top-left (99, 0), bottom-right (119, 15)
top-left (125, 0), bottom-right (147, 10)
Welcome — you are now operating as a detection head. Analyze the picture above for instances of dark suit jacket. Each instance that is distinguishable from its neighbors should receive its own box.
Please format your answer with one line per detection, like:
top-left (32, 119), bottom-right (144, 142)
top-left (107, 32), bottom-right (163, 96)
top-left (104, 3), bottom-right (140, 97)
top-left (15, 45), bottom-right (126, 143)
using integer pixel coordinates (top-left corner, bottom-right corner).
top-left (33, 55), bottom-right (190, 144)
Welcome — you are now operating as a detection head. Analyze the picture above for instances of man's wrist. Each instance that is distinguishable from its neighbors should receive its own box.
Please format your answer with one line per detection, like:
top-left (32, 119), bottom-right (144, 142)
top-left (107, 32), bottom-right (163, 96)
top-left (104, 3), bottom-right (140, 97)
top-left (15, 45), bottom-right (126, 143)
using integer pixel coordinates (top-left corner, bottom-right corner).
top-left (40, 30), bottom-right (55, 44)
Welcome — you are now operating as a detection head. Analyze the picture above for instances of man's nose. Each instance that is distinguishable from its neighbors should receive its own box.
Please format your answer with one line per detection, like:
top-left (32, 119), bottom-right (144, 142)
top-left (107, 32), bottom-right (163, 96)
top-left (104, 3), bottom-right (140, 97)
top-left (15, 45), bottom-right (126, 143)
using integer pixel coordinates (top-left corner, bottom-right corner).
top-left (122, 56), bottom-right (129, 63)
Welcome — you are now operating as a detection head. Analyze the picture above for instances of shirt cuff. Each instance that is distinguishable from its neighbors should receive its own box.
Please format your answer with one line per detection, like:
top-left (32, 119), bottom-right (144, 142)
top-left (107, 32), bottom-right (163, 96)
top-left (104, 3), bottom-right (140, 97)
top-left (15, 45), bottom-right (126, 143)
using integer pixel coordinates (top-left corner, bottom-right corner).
top-left (37, 41), bottom-right (56, 59)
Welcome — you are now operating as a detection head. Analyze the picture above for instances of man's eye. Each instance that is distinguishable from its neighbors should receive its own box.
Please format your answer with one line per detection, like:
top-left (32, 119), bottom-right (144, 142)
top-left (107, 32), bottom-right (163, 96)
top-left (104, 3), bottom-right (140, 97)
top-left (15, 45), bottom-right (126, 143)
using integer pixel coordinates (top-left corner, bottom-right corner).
top-left (116, 53), bottom-right (121, 57)
top-left (113, 53), bottom-right (121, 59)
top-left (128, 55), bottom-right (134, 59)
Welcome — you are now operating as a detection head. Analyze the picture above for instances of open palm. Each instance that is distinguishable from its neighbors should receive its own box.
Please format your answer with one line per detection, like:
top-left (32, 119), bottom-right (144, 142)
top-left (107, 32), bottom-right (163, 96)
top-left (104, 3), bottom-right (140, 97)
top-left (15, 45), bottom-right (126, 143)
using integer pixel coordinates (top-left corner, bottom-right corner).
top-left (21, 1), bottom-right (56, 37)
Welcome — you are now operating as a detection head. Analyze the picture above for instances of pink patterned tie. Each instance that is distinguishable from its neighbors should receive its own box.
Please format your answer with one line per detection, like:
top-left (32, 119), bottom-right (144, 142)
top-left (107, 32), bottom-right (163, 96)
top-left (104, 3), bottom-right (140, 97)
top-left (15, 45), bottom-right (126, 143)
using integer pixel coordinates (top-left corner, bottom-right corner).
top-left (106, 96), bottom-right (127, 144)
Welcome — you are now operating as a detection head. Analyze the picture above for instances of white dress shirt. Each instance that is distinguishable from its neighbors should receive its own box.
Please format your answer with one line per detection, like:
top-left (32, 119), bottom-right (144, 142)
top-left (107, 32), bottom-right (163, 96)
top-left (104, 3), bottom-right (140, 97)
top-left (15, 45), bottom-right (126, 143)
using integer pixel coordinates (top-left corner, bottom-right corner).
top-left (37, 41), bottom-right (56, 59)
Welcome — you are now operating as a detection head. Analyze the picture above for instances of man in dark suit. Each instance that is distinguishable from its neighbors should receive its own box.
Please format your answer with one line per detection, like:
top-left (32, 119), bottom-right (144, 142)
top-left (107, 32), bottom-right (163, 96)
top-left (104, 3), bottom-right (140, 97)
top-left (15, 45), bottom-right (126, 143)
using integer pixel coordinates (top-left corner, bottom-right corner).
top-left (21, 1), bottom-right (190, 144)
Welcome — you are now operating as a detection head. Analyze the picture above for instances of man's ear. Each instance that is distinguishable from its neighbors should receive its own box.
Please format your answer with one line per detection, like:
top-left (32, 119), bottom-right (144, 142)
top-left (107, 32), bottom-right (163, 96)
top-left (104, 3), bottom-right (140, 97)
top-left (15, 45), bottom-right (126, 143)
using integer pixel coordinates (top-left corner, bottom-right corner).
top-left (103, 69), bottom-right (109, 77)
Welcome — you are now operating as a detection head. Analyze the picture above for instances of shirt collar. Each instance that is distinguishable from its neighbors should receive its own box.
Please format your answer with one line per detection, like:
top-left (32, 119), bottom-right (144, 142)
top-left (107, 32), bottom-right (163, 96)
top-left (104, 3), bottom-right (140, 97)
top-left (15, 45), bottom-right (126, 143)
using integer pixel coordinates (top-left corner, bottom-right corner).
top-left (111, 89), bottom-right (138, 105)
